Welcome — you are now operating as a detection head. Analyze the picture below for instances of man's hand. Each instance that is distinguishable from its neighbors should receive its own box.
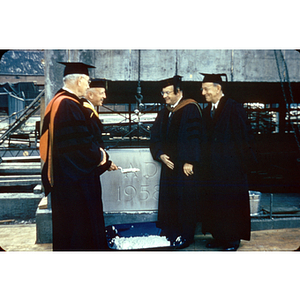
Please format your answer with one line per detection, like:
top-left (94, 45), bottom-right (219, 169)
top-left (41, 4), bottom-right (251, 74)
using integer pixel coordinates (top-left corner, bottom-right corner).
top-left (183, 163), bottom-right (194, 176)
top-left (108, 162), bottom-right (118, 171)
top-left (98, 148), bottom-right (107, 166)
top-left (160, 154), bottom-right (174, 170)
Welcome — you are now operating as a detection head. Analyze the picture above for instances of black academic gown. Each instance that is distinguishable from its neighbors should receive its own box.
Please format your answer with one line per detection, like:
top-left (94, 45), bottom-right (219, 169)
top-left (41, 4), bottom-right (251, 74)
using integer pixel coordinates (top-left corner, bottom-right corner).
top-left (41, 89), bottom-right (110, 251)
top-left (202, 97), bottom-right (257, 242)
top-left (79, 98), bottom-right (112, 175)
top-left (150, 100), bottom-right (203, 241)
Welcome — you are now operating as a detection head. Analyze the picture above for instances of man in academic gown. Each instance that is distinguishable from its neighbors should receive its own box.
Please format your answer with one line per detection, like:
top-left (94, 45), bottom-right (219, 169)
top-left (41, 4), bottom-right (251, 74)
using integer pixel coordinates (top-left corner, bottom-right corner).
top-left (201, 73), bottom-right (257, 251)
top-left (150, 75), bottom-right (203, 248)
top-left (40, 63), bottom-right (116, 251)
top-left (81, 78), bottom-right (118, 174)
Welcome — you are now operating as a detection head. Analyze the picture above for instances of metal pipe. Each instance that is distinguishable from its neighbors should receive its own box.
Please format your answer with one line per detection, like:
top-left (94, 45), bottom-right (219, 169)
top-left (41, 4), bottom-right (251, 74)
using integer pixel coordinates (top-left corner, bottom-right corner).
top-left (231, 50), bottom-right (234, 81)
top-left (129, 103), bottom-right (132, 145)
top-left (270, 193), bottom-right (273, 219)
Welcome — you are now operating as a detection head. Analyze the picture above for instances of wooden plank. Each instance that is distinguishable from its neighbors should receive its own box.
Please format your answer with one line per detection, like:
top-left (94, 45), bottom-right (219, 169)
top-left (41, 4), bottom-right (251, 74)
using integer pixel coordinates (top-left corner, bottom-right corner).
top-left (0, 175), bottom-right (41, 180)
top-left (0, 219), bottom-right (15, 224)
top-left (0, 175), bottom-right (41, 187)
top-left (0, 162), bottom-right (41, 175)
top-left (38, 197), bottom-right (48, 209)
top-left (0, 162), bottom-right (41, 167)
top-left (33, 184), bottom-right (42, 194)
top-left (0, 193), bottom-right (43, 200)
top-left (0, 179), bottom-right (41, 187)
top-left (1, 156), bottom-right (40, 163)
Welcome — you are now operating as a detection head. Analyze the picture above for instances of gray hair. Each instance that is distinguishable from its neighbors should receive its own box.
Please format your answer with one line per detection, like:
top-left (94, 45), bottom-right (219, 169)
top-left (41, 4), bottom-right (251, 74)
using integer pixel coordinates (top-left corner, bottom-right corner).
top-left (63, 74), bottom-right (88, 85)
top-left (213, 83), bottom-right (221, 88)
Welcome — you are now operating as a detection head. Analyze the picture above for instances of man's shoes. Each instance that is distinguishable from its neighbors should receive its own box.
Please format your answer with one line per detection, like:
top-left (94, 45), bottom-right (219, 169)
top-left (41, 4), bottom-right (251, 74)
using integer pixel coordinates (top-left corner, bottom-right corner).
top-left (206, 239), bottom-right (240, 251)
top-left (222, 240), bottom-right (240, 251)
top-left (206, 239), bottom-right (224, 249)
top-left (173, 236), bottom-right (193, 249)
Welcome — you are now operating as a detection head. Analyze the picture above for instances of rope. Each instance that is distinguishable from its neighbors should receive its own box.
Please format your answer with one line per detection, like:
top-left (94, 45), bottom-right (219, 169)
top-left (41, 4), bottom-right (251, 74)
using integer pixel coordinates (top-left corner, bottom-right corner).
top-left (135, 50), bottom-right (143, 103)
top-left (274, 50), bottom-right (300, 152)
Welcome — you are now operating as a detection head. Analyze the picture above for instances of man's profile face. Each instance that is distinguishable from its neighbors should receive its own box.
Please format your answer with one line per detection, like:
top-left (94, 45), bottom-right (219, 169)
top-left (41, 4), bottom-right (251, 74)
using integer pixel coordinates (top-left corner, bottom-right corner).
top-left (161, 85), bottom-right (181, 106)
top-left (78, 75), bottom-right (90, 97)
top-left (88, 87), bottom-right (106, 106)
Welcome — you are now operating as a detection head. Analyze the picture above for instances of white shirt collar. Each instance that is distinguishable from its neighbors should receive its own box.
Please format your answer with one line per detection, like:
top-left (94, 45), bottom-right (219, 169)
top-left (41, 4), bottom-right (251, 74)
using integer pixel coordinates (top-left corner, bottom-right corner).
top-left (211, 94), bottom-right (224, 110)
top-left (85, 98), bottom-right (95, 109)
top-left (62, 87), bottom-right (78, 97)
top-left (171, 96), bottom-right (183, 109)
top-left (212, 100), bottom-right (220, 110)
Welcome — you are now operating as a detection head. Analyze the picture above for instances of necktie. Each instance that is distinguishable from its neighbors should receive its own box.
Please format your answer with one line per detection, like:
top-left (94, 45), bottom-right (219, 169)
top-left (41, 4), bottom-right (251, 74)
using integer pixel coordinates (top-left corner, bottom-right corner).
top-left (167, 112), bottom-right (173, 134)
top-left (210, 106), bottom-right (216, 119)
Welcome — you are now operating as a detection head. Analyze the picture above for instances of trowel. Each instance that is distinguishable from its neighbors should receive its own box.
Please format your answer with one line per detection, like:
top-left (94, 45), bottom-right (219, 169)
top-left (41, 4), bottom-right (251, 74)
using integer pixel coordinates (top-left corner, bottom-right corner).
top-left (118, 167), bottom-right (140, 174)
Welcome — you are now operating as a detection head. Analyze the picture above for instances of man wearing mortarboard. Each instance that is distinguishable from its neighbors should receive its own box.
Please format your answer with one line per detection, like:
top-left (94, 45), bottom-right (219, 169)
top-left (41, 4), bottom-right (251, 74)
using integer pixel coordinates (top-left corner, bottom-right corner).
top-left (200, 72), bottom-right (257, 251)
top-left (40, 62), bottom-right (113, 250)
top-left (150, 75), bottom-right (204, 248)
top-left (81, 78), bottom-right (118, 174)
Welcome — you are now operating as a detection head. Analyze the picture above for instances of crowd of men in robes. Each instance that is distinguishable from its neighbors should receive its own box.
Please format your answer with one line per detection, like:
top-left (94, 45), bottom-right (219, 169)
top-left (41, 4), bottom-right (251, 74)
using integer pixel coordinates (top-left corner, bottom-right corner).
top-left (39, 61), bottom-right (256, 251)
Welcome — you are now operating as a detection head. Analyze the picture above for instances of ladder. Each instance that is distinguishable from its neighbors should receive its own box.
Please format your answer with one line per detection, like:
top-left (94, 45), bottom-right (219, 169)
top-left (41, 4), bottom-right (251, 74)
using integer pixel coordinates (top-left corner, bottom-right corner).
top-left (0, 89), bottom-right (44, 146)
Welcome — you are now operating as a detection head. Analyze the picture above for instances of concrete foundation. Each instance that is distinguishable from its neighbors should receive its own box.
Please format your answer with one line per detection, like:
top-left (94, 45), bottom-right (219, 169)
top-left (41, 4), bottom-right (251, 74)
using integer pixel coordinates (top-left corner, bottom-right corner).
top-left (35, 207), bottom-right (52, 244)
top-left (0, 193), bottom-right (43, 220)
top-left (251, 217), bottom-right (300, 231)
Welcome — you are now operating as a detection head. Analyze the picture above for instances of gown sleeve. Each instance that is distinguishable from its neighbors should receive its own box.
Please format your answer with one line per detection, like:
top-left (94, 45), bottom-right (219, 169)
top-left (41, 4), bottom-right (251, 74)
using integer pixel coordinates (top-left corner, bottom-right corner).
top-left (150, 109), bottom-right (166, 161)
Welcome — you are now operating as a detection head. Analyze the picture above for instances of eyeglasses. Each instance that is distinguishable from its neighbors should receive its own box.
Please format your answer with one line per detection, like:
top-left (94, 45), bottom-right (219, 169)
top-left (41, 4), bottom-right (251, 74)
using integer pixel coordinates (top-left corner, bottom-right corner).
top-left (82, 76), bottom-right (91, 85)
top-left (161, 91), bottom-right (173, 96)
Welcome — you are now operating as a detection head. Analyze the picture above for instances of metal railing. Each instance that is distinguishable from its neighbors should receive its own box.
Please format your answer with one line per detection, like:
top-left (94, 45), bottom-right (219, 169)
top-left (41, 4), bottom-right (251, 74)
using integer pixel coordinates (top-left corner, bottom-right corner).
top-left (0, 89), bottom-right (44, 146)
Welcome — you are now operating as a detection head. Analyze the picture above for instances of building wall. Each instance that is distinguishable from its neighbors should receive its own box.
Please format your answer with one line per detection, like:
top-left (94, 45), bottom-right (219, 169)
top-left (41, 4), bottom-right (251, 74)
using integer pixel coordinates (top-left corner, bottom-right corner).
top-left (44, 49), bottom-right (300, 105)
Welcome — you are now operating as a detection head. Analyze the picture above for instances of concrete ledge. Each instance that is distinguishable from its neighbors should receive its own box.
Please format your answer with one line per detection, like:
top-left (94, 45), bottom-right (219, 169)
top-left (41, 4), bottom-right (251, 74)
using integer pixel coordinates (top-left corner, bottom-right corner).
top-left (0, 175), bottom-right (41, 187)
top-left (104, 211), bottom-right (158, 227)
top-left (0, 193), bottom-right (43, 220)
top-left (34, 208), bottom-right (300, 244)
top-left (0, 162), bottom-right (41, 175)
top-left (35, 207), bottom-right (53, 244)
top-left (251, 217), bottom-right (300, 231)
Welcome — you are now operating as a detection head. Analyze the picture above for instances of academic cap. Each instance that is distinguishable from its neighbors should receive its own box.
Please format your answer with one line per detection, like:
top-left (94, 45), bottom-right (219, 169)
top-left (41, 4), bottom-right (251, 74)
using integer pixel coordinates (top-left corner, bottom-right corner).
top-left (200, 73), bottom-right (228, 85)
top-left (89, 78), bottom-right (109, 89)
top-left (59, 62), bottom-right (95, 77)
top-left (160, 75), bottom-right (183, 90)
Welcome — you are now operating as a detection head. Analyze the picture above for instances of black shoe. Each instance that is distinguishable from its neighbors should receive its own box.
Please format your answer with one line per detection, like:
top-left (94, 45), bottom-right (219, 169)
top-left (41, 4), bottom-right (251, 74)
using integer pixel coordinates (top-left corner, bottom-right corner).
top-left (173, 236), bottom-right (193, 249)
top-left (206, 239), bottom-right (224, 249)
top-left (222, 240), bottom-right (240, 251)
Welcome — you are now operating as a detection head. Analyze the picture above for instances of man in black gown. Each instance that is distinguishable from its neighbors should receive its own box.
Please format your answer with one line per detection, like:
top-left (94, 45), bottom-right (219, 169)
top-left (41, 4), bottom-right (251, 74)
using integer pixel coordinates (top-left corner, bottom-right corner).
top-left (150, 75), bottom-right (203, 247)
top-left (201, 73), bottom-right (257, 251)
top-left (81, 78), bottom-right (118, 174)
top-left (40, 63), bottom-right (116, 251)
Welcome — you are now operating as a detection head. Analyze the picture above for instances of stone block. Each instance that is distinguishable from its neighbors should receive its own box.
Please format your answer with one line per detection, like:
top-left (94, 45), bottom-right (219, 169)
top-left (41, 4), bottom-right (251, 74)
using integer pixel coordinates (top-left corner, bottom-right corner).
top-left (0, 193), bottom-right (43, 220)
top-left (35, 207), bottom-right (53, 244)
top-left (101, 148), bottom-right (160, 212)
